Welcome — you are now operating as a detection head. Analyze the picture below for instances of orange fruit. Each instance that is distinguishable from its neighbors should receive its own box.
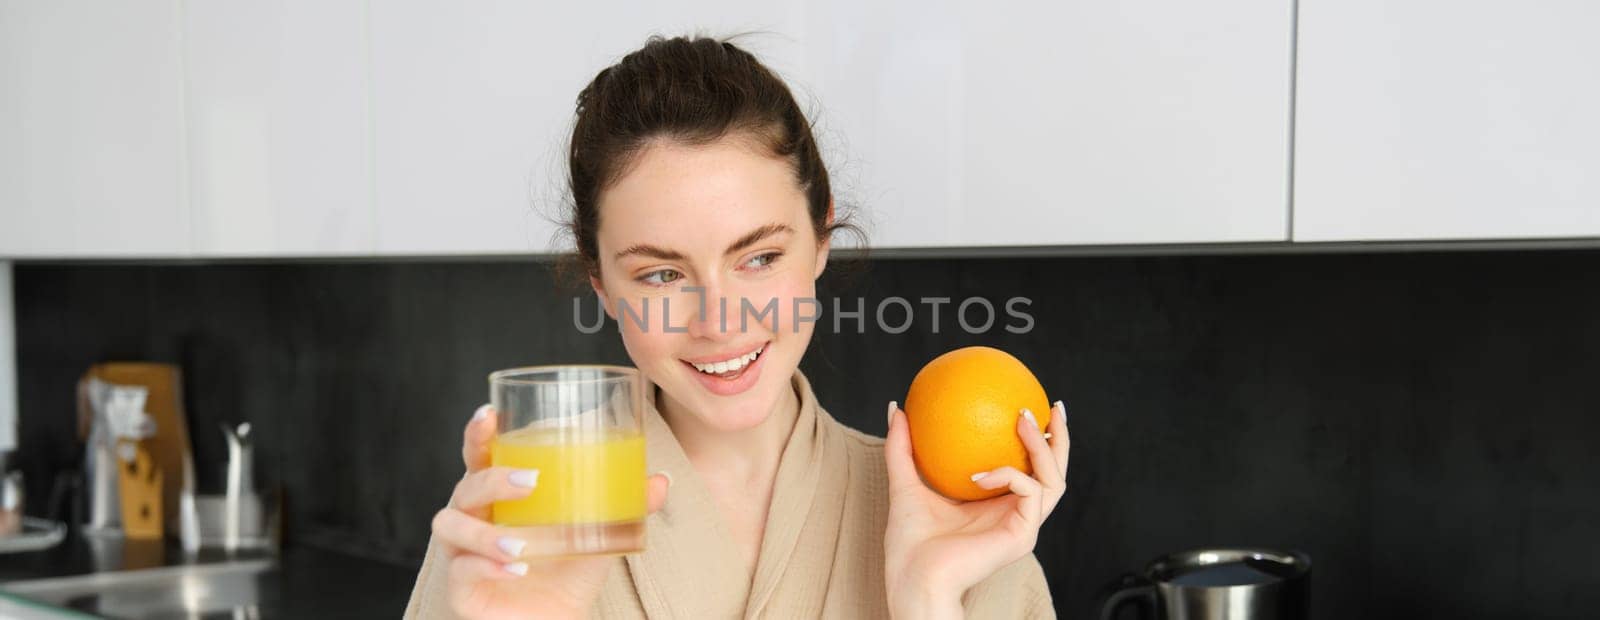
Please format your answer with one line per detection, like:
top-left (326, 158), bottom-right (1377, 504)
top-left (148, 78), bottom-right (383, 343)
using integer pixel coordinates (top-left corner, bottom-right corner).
top-left (903, 346), bottom-right (1051, 501)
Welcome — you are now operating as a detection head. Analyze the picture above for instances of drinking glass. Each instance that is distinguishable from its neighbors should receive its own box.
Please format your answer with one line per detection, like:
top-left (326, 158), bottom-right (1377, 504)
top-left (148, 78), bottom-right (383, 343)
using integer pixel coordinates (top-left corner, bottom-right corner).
top-left (488, 365), bottom-right (645, 557)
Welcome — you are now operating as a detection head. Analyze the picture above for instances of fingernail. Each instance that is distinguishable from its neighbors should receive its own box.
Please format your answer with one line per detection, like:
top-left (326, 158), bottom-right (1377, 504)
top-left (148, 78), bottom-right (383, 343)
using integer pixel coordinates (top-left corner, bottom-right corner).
top-left (886, 401), bottom-right (898, 427)
top-left (503, 561), bottom-right (528, 576)
top-left (497, 536), bottom-right (527, 558)
top-left (473, 404), bottom-right (491, 421)
top-left (655, 470), bottom-right (673, 488)
top-left (970, 471), bottom-right (989, 482)
top-left (1054, 400), bottom-right (1065, 413)
top-left (1022, 408), bottom-right (1038, 427)
top-left (508, 469), bottom-right (539, 488)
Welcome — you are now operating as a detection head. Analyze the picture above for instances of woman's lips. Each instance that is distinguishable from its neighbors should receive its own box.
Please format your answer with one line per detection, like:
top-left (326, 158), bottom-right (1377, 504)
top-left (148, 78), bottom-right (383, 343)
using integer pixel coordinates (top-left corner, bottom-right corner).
top-left (681, 341), bottom-right (768, 397)
top-left (680, 341), bottom-right (767, 366)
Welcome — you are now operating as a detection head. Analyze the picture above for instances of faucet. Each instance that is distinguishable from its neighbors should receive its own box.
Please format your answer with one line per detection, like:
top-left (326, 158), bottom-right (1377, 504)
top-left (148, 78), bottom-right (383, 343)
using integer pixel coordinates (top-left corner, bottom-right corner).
top-left (220, 422), bottom-right (254, 552)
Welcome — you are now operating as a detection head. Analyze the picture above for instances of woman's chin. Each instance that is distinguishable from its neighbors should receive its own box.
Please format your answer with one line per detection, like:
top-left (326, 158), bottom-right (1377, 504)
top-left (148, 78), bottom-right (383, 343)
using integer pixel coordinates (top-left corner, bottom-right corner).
top-left (669, 374), bottom-right (783, 433)
top-left (648, 343), bottom-right (797, 434)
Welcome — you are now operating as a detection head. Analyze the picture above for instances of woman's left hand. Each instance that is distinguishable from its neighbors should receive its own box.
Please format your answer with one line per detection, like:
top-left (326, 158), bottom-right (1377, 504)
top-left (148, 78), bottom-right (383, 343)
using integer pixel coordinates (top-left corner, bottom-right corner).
top-left (881, 400), bottom-right (1069, 619)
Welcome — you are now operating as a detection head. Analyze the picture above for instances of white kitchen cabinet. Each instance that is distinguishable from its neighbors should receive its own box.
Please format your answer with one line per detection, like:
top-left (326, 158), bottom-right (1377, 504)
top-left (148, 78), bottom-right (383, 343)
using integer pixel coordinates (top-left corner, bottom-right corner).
top-left (30, 1), bottom-right (1598, 256)
top-left (371, 0), bottom-right (1291, 253)
top-left (0, 1), bottom-right (190, 258)
top-left (184, 0), bottom-right (373, 257)
top-left (368, 1), bottom-right (805, 255)
top-left (802, 0), bottom-right (1295, 248)
top-left (1294, 1), bottom-right (1600, 242)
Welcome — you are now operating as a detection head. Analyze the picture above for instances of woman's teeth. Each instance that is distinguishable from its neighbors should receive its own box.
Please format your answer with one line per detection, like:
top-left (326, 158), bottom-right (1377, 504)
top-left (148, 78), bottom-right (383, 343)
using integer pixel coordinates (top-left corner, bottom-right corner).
top-left (690, 345), bottom-right (764, 375)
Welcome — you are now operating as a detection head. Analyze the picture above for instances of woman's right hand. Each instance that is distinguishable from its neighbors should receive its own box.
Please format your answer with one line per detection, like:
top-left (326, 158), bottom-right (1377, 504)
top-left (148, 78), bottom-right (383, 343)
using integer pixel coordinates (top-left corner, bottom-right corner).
top-left (431, 405), bottom-right (671, 620)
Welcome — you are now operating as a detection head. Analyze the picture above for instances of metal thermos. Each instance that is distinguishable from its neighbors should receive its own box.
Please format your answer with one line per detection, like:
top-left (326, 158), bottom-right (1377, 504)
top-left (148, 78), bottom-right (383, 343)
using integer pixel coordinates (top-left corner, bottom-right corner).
top-left (1099, 548), bottom-right (1311, 620)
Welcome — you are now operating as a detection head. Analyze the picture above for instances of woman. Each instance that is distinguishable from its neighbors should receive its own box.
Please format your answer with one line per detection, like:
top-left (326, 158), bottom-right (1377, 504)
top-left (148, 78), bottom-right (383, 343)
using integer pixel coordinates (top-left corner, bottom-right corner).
top-left (406, 35), bottom-right (1069, 619)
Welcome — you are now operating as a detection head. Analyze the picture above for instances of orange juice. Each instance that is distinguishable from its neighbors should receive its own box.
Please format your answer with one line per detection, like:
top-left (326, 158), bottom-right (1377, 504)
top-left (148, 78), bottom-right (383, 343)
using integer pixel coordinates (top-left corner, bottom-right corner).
top-left (490, 426), bottom-right (646, 527)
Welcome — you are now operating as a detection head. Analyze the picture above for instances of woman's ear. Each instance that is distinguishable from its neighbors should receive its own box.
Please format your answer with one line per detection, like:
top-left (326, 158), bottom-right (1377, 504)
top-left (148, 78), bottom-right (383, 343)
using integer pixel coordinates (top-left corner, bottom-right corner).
top-left (590, 273), bottom-right (618, 320)
top-left (813, 197), bottom-right (834, 280)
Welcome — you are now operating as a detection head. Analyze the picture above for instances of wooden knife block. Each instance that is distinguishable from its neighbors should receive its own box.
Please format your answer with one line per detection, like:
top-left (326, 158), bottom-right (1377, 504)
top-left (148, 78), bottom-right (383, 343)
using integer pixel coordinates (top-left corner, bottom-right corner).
top-left (115, 438), bottom-right (164, 539)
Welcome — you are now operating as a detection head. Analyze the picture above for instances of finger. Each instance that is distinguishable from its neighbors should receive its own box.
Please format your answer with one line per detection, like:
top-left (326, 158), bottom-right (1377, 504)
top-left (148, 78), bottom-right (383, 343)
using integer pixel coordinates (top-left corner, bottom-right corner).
top-left (646, 472), bottom-right (672, 514)
top-left (1049, 400), bottom-right (1069, 478)
top-left (447, 552), bottom-right (527, 617)
top-left (972, 466), bottom-right (1043, 524)
top-left (462, 404), bottom-right (498, 472)
top-left (449, 466), bottom-right (538, 519)
top-left (432, 507), bottom-right (530, 564)
top-left (882, 401), bottom-right (921, 491)
top-left (1017, 408), bottom-right (1062, 494)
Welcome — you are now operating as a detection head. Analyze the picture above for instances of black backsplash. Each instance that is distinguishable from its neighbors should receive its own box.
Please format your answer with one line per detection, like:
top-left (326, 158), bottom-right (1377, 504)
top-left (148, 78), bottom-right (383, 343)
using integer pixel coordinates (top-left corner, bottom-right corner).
top-left (12, 250), bottom-right (1600, 619)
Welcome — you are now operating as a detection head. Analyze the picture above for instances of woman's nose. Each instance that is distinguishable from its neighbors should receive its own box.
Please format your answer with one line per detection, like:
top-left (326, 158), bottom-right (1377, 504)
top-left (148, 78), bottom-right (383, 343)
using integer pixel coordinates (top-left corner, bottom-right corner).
top-left (683, 282), bottom-right (733, 340)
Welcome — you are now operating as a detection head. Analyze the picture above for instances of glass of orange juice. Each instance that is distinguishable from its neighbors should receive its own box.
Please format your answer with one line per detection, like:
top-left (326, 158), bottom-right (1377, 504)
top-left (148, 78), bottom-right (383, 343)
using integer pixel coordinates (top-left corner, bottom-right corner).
top-left (488, 365), bottom-right (646, 558)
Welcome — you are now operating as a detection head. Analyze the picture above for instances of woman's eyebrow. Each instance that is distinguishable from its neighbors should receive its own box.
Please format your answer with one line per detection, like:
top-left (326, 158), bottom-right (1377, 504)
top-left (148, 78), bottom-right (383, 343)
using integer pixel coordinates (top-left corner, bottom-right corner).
top-left (724, 223), bottom-right (793, 256)
top-left (614, 244), bottom-right (685, 261)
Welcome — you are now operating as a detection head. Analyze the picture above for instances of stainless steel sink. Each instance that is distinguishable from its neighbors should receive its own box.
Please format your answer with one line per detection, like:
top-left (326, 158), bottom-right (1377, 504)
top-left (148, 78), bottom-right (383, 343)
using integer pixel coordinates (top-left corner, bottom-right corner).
top-left (0, 558), bottom-right (273, 620)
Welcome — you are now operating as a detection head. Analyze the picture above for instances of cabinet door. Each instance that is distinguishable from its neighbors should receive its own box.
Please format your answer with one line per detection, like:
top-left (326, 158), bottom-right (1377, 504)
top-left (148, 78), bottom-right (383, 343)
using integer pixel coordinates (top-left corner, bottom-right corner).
top-left (1295, 1), bottom-right (1600, 242)
top-left (369, 1), bottom-right (805, 255)
top-left (184, 0), bottom-right (373, 256)
top-left (802, 0), bottom-right (1294, 248)
top-left (0, 1), bottom-right (189, 258)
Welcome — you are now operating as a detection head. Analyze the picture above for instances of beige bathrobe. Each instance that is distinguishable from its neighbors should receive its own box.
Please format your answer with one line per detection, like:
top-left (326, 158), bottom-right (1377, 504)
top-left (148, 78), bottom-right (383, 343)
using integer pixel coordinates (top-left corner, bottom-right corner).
top-left (406, 371), bottom-right (1055, 618)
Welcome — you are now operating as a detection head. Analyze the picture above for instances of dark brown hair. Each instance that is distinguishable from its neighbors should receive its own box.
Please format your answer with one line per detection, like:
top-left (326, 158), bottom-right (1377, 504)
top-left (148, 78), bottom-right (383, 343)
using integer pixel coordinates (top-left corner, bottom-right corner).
top-left (558, 34), bottom-right (860, 283)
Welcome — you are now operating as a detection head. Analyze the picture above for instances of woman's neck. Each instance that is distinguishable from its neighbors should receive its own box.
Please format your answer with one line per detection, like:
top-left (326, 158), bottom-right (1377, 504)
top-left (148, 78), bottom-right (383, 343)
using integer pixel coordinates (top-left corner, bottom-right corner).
top-left (658, 382), bottom-right (802, 489)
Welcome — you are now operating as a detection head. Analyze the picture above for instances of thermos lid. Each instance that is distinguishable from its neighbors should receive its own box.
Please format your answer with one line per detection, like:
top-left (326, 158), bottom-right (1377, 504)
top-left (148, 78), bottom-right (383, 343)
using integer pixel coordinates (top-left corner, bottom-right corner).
top-left (1148, 548), bottom-right (1311, 588)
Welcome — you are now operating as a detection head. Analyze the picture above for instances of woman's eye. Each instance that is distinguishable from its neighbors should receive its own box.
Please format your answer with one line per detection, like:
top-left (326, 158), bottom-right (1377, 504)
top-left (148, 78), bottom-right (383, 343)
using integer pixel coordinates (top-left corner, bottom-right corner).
top-left (745, 252), bottom-right (782, 270)
top-left (639, 269), bottom-right (682, 286)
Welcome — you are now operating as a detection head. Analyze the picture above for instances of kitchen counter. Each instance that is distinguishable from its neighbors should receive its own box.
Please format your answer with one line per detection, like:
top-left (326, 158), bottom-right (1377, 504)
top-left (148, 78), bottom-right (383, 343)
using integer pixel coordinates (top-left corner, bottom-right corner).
top-left (0, 529), bottom-right (416, 618)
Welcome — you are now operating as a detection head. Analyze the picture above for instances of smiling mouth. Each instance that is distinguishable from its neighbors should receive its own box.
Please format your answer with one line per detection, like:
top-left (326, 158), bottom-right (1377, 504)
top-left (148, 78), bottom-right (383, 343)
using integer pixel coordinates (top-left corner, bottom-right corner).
top-left (682, 343), bottom-right (767, 380)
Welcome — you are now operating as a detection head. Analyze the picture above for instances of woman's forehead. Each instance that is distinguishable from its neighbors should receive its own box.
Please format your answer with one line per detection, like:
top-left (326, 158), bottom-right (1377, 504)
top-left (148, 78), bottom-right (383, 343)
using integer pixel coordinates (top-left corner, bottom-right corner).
top-left (598, 140), bottom-right (808, 253)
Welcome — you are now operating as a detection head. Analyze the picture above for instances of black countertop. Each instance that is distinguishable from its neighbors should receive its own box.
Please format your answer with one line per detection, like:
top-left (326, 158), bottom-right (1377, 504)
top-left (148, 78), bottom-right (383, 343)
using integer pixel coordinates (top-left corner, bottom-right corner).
top-left (0, 529), bottom-right (417, 618)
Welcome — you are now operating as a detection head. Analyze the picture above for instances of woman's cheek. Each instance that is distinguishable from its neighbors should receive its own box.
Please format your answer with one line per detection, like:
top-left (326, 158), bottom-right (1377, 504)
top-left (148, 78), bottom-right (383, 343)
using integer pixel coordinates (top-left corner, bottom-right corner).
top-left (764, 275), bottom-right (818, 336)
top-left (613, 293), bottom-right (678, 369)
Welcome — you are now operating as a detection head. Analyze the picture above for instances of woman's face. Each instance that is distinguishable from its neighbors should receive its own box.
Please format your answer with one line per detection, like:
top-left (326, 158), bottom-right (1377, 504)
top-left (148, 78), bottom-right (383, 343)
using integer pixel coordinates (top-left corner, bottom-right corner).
top-left (589, 138), bottom-right (829, 432)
